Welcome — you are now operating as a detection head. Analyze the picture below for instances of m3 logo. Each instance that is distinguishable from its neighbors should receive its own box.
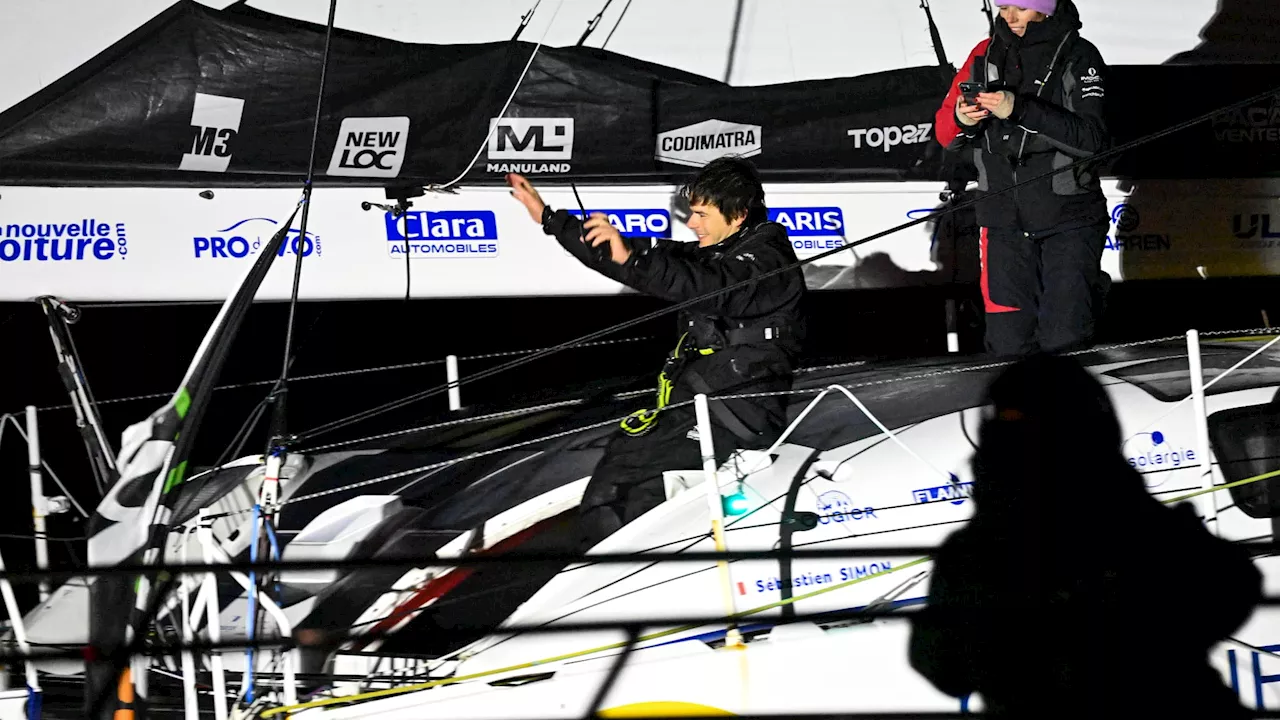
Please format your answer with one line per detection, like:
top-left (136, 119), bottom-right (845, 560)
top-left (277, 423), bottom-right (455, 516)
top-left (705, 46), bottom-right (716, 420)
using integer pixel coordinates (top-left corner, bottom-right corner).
top-left (179, 93), bottom-right (245, 173)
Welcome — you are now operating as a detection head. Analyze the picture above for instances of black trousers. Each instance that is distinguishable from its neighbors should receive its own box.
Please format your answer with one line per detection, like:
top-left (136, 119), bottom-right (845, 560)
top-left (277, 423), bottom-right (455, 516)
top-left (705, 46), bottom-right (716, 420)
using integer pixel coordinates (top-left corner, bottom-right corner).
top-left (980, 222), bottom-right (1109, 357)
top-left (578, 403), bottom-right (736, 550)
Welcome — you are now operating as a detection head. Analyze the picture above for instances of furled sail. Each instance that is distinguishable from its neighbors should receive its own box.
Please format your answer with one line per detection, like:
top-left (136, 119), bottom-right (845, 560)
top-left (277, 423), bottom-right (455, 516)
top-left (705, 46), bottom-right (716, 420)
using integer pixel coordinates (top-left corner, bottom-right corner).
top-left (84, 201), bottom-right (300, 718)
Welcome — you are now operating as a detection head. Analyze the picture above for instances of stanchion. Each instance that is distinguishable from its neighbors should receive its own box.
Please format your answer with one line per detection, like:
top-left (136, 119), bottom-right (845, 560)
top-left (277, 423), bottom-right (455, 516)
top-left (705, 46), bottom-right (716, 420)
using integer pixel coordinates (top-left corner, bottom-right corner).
top-left (694, 394), bottom-right (743, 648)
top-left (1186, 329), bottom-right (1219, 532)
top-left (446, 355), bottom-right (462, 411)
top-left (25, 406), bottom-right (49, 602)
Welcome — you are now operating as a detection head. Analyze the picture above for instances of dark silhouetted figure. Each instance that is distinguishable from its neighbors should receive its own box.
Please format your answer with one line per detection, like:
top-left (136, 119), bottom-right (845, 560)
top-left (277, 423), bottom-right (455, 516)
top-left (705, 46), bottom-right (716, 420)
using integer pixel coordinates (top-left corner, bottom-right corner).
top-left (909, 354), bottom-right (1262, 719)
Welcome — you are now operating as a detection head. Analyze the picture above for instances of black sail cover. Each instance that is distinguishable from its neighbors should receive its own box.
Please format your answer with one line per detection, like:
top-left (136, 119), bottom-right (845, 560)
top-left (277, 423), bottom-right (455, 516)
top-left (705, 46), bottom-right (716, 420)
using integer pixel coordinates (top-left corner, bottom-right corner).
top-left (0, 0), bottom-right (953, 187)
top-left (1, 1), bottom-right (1278, 188)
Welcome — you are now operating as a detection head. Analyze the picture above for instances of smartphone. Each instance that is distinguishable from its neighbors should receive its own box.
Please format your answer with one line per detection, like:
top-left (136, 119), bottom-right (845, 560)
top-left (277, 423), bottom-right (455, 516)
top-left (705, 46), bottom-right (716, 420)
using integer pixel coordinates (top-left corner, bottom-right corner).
top-left (959, 81), bottom-right (985, 106)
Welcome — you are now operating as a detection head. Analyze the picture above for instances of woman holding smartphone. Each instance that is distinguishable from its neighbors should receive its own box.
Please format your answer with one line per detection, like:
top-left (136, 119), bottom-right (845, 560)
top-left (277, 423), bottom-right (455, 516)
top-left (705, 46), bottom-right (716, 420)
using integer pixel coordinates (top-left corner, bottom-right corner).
top-left (935, 1), bottom-right (1111, 358)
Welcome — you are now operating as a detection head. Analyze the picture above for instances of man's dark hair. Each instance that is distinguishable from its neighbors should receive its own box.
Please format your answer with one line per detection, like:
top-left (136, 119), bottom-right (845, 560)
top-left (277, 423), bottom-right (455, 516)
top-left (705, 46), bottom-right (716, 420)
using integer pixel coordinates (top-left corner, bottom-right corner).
top-left (678, 156), bottom-right (768, 226)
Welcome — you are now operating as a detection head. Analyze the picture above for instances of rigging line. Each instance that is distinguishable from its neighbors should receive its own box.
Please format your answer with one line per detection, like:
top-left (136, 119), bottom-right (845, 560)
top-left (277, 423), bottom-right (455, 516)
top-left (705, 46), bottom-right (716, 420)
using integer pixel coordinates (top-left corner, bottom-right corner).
top-left (427, 0), bottom-right (567, 193)
top-left (577, 0), bottom-right (615, 46)
top-left (1127, 332), bottom-right (1280, 439)
top-left (272, 0), bottom-right (339, 443)
top-left (0, 414), bottom-right (91, 518)
top-left (723, 0), bottom-right (746, 83)
top-left (296, 78), bottom-right (1280, 444)
top-left (600, 0), bottom-right (634, 48)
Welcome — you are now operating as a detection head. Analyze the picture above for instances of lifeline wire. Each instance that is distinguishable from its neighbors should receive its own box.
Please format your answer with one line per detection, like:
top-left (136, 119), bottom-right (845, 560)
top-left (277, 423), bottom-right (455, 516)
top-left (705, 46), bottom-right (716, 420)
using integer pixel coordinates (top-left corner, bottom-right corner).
top-left (279, 332), bottom-right (1263, 506)
top-left (296, 82), bottom-right (1280, 445)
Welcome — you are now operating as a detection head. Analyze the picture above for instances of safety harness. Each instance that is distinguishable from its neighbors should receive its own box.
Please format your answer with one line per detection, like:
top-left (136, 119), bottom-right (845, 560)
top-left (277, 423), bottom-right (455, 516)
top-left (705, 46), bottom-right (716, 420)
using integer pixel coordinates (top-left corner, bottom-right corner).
top-left (619, 317), bottom-right (792, 438)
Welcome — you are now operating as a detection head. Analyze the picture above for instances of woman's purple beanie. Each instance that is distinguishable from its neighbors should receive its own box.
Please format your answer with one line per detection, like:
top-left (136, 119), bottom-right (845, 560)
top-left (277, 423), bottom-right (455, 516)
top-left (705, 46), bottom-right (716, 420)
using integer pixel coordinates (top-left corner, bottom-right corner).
top-left (1003, 0), bottom-right (1057, 15)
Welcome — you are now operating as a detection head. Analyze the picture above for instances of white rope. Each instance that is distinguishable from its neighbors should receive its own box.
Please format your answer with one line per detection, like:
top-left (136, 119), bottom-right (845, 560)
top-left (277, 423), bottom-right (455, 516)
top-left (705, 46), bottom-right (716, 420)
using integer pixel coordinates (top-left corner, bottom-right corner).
top-left (1127, 333), bottom-right (1280, 439)
top-left (426, 0), bottom-right (568, 192)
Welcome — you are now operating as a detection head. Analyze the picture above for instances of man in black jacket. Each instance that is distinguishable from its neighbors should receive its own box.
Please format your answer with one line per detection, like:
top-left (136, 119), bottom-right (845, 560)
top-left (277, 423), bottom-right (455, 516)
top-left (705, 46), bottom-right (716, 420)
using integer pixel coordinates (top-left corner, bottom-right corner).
top-left (507, 157), bottom-right (806, 547)
top-left (935, 0), bottom-right (1111, 356)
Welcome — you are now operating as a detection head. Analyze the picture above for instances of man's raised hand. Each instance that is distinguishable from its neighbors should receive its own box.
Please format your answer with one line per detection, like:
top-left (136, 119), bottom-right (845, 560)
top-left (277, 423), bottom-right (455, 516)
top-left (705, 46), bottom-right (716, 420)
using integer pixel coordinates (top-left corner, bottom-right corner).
top-left (507, 173), bottom-right (546, 223)
top-left (584, 213), bottom-right (631, 265)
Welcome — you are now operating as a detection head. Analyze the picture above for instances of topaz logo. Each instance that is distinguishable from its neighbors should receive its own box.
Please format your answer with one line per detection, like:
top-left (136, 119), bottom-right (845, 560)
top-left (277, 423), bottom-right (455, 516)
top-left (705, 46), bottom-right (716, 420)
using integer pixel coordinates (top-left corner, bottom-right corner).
top-left (0, 219), bottom-right (128, 263)
top-left (912, 482), bottom-right (973, 506)
top-left (385, 210), bottom-right (498, 259)
top-left (193, 218), bottom-right (321, 260)
top-left (656, 119), bottom-right (762, 168)
top-left (847, 123), bottom-right (933, 153)
top-left (567, 209), bottom-right (671, 239)
top-left (326, 117), bottom-right (410, 178)
top-left (180, 93), bottom-right (245, 173)
top-left (816, 490), bottom-right (877, 525)
top-left (1123, 430), bottom-right (1196, 488)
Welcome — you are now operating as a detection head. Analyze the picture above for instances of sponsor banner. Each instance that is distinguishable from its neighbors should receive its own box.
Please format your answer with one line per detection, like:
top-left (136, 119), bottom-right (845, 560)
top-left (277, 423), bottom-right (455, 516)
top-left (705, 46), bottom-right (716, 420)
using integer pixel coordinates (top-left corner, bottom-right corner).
top-left (326, 117), bottom-right (410, 178)
top-left (5, 179), bottom-right (1280, 301)
top-left (384, 210), bottom-right (499, 259)
top-left (486, 117), bottom-right (574, 175)
top-left (193, 217), bottom-right (321, 260)
top-left (655, 119), bottom-right (762, 168)
top-left (566, 209), bottom-right (672, 239)
top-left (179, 93), bottom-right (244, 173)
top-left (1101, 178), bottom-right (1280, 280)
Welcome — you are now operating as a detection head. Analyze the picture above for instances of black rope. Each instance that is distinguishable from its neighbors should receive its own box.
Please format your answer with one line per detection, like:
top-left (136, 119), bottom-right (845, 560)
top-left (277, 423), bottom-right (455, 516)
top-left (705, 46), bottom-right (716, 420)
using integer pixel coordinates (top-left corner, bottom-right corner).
top-left (293, 80), bottom-right (1280, 445)
top-left (724, 0), bottom-right (745, 83)
top-left (600, 0), bottom-right (634, 48)
top-left (920, 0), bottom-right (950, 68)
top-left (576, 0), bottom-right (614, 46)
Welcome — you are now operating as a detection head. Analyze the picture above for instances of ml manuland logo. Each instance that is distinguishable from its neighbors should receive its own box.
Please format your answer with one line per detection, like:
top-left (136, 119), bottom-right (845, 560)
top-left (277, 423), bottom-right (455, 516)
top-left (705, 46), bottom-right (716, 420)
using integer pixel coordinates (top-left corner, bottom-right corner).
top-left (385, 210), bottom-right (498, 259)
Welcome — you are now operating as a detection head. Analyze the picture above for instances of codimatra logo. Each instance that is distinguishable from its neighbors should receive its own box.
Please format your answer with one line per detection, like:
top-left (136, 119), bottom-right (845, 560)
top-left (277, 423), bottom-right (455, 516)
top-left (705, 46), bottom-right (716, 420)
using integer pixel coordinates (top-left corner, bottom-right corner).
top-left (193, 218), bottom-right (321, 260)
top-left (486, 118), bottom-right (574, 174)
top-left (0, 219), bottom-right (128, 263)
top-left (326, 117), bottom-right (410, 178)
top-left (1105, 203), bottom-right (1171, 252)
top-left (847, 123), bottom-right (933, 153)
top-left (567, 209), bottom-right (671, 239)
top-left (655, 119), bottom-right (762, 168)
top-left (1212, 95), bottom-right (1280, 144)
top-left (912, 482), bottom-right (973, 506)
top-left (1123, 430), bottom-right (1195, 489)
top-left (180, 93), bottom-right (245, 173)
top-left (770, 207), bottom-right (845, 253)
top-left (385, 210), bottom-right (498, 259)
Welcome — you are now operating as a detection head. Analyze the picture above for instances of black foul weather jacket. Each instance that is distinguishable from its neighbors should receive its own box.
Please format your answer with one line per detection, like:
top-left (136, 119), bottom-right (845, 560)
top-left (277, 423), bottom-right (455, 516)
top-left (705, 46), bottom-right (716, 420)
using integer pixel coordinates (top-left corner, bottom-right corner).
top-left (542, 208), bottom-right (806, 448)
top-left (936, 0), bottom-right (1110, 235)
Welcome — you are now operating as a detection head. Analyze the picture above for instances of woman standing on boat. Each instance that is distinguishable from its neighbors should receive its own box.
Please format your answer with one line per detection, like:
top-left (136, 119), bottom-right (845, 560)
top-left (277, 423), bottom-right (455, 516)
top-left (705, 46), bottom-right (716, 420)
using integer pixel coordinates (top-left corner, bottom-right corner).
top-left (935, 0), bottom-right (1111, 357)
